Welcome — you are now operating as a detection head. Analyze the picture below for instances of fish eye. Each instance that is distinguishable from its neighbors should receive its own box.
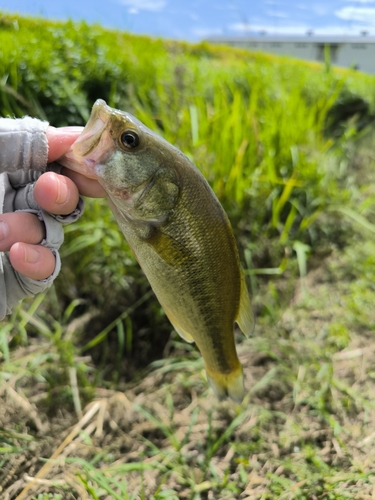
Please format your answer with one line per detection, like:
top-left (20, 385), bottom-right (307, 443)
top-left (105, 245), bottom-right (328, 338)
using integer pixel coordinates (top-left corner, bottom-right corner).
top-left (120, 130), bottom-right (140, 149)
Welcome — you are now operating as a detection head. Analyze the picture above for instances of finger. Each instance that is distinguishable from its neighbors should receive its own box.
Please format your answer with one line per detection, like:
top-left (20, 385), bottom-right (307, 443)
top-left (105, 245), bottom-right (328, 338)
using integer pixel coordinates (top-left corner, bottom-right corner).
top-left (46, 126), bottom-right (84, 163)
top-left (61, 168), bottom-right (107, 198)
top-left (9, 243), bottom-right (55, 281)
top-left (0, 213), bottom-right (45, 252)
top-left (34, 172), bottom-right (80, 215)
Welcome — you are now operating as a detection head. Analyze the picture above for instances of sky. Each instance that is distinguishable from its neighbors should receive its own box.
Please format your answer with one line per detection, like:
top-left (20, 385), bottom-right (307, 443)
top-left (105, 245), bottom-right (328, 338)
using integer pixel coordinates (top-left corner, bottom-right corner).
top-left (1, 0), bottom-right (375, 40)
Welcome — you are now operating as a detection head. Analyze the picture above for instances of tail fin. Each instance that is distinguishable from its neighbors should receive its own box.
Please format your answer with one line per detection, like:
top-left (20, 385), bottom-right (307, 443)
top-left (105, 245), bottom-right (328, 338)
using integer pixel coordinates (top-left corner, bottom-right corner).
top-left (206, 367), bottom-right (245, 403)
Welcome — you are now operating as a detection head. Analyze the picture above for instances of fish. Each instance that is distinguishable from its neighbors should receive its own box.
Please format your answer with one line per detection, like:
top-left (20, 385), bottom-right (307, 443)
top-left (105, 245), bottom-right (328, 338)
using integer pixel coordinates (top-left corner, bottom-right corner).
top-left (61, 99), bottom-right (254, 403)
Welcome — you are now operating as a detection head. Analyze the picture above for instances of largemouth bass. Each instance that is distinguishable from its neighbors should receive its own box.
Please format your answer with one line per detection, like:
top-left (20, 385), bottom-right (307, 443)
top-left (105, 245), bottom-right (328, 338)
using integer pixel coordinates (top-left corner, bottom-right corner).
top-left (61, 99), bottom-right (254, 403)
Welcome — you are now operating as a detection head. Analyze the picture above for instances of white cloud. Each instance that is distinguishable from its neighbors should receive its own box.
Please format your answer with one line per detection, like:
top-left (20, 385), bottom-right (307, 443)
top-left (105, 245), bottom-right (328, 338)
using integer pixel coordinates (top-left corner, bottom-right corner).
top-left (343, 0), bottom-right (375, 3)
top-left (313, 5), bottom-right (329, 16)
top-left (118, 0), bottom-right (166, 14)
top-left (336, 6), bottom-right (375, 24)
top-left (192, 27), bottom-right (224, 38)
top-left (266, 10), bottom-right (289, 18)
top-left (190, 13), bottom-right (200, 21)
top-left (213, 3), bottom-right (236, 9)
top-left (295, 2), bottom-right (329, 15)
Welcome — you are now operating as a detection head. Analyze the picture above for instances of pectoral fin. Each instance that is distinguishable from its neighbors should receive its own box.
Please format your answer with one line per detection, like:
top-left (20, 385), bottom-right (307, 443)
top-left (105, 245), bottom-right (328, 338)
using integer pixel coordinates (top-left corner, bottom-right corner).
top-left (235, 271), bottom-right (254, 337)
top-left (146, 228), bottom-right (192, 267)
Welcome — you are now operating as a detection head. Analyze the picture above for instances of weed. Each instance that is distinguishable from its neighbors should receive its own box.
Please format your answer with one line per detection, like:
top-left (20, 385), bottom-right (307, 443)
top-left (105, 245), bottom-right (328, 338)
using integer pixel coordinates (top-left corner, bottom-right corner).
top-left (1, 12), bottom-right (375, 499)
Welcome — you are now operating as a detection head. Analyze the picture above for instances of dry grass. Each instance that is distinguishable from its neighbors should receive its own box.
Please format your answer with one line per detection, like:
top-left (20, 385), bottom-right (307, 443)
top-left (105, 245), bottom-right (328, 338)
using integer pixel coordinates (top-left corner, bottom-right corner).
top-left (1, 13), bottom-right (375, 499)
top-left (2, 236), bottom-right (375, 499)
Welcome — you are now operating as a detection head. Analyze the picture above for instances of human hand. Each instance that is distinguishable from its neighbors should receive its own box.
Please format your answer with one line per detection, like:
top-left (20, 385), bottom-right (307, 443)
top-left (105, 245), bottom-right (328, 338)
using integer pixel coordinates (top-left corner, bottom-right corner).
top-left (0, 126), bottom-right (107, 281)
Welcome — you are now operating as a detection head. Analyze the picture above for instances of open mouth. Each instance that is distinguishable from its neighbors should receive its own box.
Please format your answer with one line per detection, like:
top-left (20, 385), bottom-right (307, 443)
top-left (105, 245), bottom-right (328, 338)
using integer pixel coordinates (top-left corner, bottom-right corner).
top-left (73, 120), bottom-right (108, 158)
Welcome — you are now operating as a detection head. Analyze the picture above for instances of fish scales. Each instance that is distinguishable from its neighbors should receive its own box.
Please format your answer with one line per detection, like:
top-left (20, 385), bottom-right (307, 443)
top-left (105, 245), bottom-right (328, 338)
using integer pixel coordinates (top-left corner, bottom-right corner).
top-left (112, 165), bottom-right (242, 375)
top-left (61, 99), bottom-right (254, 402)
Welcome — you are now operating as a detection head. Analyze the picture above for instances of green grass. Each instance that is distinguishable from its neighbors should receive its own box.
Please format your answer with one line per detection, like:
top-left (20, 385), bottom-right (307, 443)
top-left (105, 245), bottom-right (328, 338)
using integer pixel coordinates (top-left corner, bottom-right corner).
top-left (1, 12), bottom-right (375, 499)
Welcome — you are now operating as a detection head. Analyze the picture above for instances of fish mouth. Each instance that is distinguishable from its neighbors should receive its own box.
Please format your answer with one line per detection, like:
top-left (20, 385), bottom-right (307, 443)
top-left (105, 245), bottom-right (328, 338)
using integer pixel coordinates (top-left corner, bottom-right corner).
top-left (73, 99), bottom-right (112, 157)
top-left (61, 100), bottom-right (115, 179)
top-left (61, 99), bottom-right (143, 185)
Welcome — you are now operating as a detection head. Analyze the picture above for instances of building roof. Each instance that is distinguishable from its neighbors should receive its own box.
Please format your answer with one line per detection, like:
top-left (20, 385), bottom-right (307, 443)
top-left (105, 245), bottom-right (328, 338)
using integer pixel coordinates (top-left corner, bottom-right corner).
top-left (207, 35), bottom-right (375, 45)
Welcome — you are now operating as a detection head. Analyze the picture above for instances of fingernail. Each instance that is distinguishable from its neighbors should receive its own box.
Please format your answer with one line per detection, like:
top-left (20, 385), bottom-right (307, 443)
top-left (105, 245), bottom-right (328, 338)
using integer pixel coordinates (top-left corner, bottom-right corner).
top-left (55, 177), bottom-right (69, 204)
top-left (0, 221), bottom-right (9, 241)
top-left (25, 246), bottom-right (41, 264)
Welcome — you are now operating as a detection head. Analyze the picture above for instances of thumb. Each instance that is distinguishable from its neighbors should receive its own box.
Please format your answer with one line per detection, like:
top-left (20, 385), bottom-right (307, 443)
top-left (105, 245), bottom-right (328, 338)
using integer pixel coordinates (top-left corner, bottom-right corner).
top-left (46, 126), bottom-right (83, 162)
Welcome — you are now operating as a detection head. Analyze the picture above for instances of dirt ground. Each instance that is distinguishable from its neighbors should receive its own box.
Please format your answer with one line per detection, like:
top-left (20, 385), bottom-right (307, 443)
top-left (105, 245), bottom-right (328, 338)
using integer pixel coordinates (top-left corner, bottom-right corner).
top-left (2, 240), bottom-right (375, 499)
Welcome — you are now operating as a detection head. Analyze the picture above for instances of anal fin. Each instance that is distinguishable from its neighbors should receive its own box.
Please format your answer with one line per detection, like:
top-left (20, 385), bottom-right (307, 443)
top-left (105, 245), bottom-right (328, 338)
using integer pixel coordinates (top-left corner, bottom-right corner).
top-left (236, 271), bottom-right (255, 338)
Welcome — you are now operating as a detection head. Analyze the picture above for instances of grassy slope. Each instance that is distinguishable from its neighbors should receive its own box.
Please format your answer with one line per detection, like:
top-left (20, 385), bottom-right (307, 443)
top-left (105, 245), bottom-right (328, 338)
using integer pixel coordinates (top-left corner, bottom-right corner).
top-left (1, 13), bottom-right (375, 499)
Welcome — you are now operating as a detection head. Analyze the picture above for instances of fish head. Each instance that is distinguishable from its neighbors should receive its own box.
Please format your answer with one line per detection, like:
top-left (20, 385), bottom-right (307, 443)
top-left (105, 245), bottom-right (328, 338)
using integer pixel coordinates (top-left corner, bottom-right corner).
top-left (61, 99), bottom-right (181, 220)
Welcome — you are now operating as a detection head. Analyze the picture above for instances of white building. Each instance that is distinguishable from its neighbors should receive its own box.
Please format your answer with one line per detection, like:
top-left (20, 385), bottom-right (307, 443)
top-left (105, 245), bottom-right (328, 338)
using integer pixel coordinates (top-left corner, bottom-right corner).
top-left (207, 35), bottom-right (375, 74)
